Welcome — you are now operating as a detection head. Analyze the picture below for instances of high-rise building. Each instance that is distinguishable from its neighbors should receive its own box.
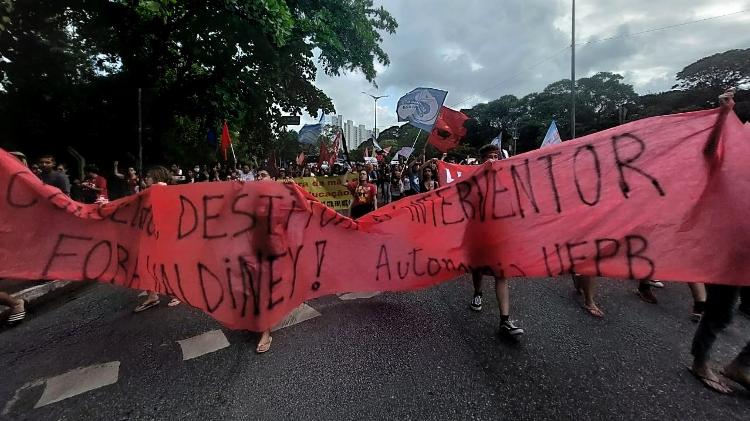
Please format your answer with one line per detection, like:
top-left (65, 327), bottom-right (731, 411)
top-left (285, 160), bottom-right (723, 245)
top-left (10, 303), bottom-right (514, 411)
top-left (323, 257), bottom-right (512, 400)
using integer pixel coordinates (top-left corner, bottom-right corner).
top-left (328, 114), bottom-right (377, 151)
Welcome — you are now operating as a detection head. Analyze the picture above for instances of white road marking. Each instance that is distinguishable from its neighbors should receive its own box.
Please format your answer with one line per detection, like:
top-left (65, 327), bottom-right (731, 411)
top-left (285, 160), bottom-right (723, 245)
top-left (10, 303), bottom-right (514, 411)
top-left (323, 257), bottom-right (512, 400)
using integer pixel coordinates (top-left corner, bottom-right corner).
top-left (271, 303), bottom-right (321, 332)
top-left (338, 291), bottom-right (381, 300)
top-left (35, 361), bottom-right (120, 408)
top-left (177, 329), bottom-right (230, 361)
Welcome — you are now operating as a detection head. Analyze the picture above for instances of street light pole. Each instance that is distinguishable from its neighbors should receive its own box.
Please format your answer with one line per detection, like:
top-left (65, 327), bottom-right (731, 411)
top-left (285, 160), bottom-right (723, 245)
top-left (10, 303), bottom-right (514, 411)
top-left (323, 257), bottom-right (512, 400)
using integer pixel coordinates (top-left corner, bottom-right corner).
top-left (571, 0), bottom-right (576, 140)
top-left (361, 92), bottom-right (388, 141)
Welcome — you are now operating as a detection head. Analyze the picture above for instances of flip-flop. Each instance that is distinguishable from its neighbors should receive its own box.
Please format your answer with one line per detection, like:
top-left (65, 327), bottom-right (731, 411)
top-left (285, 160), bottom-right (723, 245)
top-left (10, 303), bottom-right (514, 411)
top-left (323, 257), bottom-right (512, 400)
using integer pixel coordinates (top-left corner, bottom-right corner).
top-left (582, 304), bottom-right (605, 318)
top-left (721, 368), bottom-right (750, 391)
top-left (7, 299), bottom-right (26, 324)
top-left (688, 367), bottom-right (732, 394)
top-left (133, 299), bottom-right (160, 313)
top-left (256, 336), bottom-right (273, 354)
top-left (167, 298), bottom-right (181, 307)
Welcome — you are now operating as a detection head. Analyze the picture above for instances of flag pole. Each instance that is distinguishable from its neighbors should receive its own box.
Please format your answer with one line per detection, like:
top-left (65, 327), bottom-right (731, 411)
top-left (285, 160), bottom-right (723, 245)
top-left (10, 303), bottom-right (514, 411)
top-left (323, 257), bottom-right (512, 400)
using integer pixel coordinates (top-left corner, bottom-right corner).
top-left (410, 129), bottom-right (422, 148)
top-left (230, 142), bottom-right (237, 165)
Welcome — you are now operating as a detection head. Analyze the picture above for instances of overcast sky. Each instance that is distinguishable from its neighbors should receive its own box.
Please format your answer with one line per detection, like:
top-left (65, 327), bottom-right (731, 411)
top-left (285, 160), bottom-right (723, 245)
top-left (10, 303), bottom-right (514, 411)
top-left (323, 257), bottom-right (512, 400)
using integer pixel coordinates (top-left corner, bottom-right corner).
top-left (295, 0), bottom-right (750, 131)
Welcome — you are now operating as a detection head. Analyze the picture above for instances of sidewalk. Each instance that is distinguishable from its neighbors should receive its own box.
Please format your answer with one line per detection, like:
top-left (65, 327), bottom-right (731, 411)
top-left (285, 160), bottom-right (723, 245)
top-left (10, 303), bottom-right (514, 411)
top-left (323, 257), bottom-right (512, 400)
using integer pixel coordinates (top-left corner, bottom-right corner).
top-left (0, 279), bottom-right (88, 322)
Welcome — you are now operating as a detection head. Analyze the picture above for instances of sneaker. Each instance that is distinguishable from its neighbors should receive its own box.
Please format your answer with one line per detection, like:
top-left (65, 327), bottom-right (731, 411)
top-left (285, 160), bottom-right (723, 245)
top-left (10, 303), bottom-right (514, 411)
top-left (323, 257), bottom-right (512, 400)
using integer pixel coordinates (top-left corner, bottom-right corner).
top-left (637, 289), bottom-right (658, 304)
top-left (470, 294), bottom-right (482, 311)
top-left (499, 319), bottom-right (525, 337)
top-left (690, 312), bottom-right (703, 323)
top-left (646, 280), bottom-right (665, 288)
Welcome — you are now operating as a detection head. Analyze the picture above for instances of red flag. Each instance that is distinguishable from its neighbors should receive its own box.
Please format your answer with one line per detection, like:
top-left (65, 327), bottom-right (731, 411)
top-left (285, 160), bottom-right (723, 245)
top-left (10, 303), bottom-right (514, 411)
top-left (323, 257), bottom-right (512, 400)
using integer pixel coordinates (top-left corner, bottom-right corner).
top-left (318, 142), bottom-right (329, 166)
top-left (296, 151), bottom-right (306, 166)
top-left (427, 107), bottom-right (469, 153)
top-left (221, 121), bottom-right (232, 161)
top-left (329, 132), bottom-right (342, 166)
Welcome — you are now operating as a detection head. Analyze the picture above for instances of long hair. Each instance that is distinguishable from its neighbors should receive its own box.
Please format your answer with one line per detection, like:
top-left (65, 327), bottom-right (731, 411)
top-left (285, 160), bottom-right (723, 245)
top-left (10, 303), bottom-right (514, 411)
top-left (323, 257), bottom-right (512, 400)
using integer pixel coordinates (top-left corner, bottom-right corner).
top-left (146, 166), bottom-right (174, 185)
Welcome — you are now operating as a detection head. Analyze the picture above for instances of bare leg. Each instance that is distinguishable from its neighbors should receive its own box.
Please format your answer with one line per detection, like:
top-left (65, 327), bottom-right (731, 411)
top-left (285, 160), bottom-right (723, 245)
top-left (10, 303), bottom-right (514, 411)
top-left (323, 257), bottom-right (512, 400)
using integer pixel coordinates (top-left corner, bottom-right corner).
top-left (495, 279), bottom-right (509, 316)
top-left (0, 292), bottom-right (21, 308)
top-left (0, 292), bottom-right (25, 323)
top-left (256, 329), bottom-right (272, 353)
top-left (579, 276), bottom-right (604, 318)
top-left (134, 291), bottom-right (160, 312)
top-left (689, 283), bottom-right (707, 321)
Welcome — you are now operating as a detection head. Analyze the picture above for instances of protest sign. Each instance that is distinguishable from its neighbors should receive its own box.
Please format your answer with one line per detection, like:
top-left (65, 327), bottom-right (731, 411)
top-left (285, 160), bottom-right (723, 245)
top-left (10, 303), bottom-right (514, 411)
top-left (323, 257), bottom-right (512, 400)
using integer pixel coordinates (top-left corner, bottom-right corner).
top-left (291, 174), bottom-right (356, 212)
top-left (1, 106), bottom-right (748, 332)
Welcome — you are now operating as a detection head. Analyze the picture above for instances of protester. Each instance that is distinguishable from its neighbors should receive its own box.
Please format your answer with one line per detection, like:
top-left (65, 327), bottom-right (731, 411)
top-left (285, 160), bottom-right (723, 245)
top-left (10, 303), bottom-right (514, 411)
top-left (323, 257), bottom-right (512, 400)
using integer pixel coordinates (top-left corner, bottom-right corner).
top-left (185, 168), bottom-right (197, 183)
top-left (690, 284), bottom-right (750, 393)
top-left (404, 162), bottom-right (421, 196)
top-left (637, 280), bottom-right (707, 321)
top-left (421, 166), bottom-right (438, 192)
top-left (38, 154), bottom-right (70, 195)
top-left (254, 171), bottom-right (276, 353)
top-left (687, 87), bottom-right (748, 394)
top-left (240, 164), bottom-right (255, 182)
top-left (82, 165), bottom-right (109, 203)
top-left (470, 143), bottom-right (524, 337)
top-left (114, 161), bottom-right (140, 195)
top-left (347, 170), bottom-right (378, 219)
top-left (390, 169), bottom-right (404, 202)
top-left (133, 166), bottom-right (181, 313)
top-left (30, 163), bottom-right (42, 177)
top-left (256, 170), bottom-right (271, 181)
top-left (9, 151), bottom-right (28, 166)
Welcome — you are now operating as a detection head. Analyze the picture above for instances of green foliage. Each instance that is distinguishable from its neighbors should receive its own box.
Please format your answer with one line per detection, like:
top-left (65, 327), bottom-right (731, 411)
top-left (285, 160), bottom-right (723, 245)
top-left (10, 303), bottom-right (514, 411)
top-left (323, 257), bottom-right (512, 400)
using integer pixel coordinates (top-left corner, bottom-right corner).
top-left (0, 0), bottom-right (396, 169)
top-left (674, 48), bottom-right (750, 90)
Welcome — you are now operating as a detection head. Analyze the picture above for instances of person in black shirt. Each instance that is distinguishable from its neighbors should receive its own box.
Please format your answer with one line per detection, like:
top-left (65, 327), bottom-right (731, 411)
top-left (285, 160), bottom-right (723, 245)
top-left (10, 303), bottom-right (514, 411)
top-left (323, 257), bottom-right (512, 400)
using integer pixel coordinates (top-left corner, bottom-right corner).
top-left (38, 155), bottom-right (70, 195)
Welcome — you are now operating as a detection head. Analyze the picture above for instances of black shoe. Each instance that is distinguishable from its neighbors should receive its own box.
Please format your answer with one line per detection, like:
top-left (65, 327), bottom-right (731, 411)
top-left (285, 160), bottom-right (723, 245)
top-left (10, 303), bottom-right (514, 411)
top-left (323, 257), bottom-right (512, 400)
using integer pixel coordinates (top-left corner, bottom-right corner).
top-left (470, 294), bottom-right (482, 311)
top-left (499, 319), bottom-right (524, 337)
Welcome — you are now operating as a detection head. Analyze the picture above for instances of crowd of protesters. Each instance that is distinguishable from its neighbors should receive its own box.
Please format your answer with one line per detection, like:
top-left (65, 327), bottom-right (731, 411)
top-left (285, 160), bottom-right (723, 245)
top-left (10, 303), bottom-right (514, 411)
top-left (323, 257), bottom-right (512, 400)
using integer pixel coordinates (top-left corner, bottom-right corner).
top-left (4, 88), bottom-right (748, 392)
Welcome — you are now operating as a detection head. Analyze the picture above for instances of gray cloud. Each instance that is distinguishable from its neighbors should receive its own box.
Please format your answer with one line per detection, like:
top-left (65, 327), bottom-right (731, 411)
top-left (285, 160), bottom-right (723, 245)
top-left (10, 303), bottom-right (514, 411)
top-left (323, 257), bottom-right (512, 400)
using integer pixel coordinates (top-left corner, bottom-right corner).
top-left (299, 0), bottom-right (750, 130)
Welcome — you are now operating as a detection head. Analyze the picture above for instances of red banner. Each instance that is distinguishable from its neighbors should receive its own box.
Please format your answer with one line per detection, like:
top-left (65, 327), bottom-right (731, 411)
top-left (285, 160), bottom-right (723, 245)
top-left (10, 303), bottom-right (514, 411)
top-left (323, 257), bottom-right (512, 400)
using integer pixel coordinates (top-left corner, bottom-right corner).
top-left (1, 106), bottom-right (749, 332)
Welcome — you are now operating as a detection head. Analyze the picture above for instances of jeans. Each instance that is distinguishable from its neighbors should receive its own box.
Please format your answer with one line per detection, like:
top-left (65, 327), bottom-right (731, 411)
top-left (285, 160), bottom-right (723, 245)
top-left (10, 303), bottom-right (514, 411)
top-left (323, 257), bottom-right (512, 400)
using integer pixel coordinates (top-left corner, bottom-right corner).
top-left (691, 284), bottom-right (750, 367)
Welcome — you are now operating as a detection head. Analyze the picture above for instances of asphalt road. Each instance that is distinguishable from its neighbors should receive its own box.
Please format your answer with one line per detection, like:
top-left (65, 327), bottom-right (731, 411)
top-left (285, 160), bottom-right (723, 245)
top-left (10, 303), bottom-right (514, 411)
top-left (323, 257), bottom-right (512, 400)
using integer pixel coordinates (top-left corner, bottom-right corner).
top-left (1, 276), bottom-right (748, 420)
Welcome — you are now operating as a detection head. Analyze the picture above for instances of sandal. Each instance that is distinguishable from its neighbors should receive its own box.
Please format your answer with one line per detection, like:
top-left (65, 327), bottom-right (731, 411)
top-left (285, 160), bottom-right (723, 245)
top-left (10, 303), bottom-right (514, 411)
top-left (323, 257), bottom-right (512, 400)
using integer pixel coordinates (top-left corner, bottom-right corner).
top-left (256, 336), bottom-right (273, 354)
top-left (7, 300), bottom-right (26, 324)
top-left (582, 303), bottom-right (604, 318)
top-left (689, 367), bottom-right (732, 394)
top-left (134, 299), bottom-right (160, 313)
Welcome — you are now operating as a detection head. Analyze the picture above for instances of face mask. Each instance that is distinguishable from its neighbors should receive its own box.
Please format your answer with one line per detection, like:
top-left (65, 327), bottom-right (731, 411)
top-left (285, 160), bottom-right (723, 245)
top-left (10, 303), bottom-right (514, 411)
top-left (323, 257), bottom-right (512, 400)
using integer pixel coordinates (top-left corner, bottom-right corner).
top-left (194, 167), bottom-right (200, 172)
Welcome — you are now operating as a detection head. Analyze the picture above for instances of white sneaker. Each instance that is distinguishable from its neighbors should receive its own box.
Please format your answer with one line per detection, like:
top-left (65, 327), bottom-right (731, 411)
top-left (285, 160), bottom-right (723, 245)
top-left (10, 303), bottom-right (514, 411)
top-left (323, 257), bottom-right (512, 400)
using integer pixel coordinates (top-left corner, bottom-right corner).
top-left (470, 294), bottom-right (482, 311)
top-left (646, 280), bottom-right (665, 288)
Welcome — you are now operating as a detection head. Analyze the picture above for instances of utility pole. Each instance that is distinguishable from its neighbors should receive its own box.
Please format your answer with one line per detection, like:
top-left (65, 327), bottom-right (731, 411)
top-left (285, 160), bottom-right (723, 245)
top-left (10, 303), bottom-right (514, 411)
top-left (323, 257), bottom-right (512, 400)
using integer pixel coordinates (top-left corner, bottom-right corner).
top-left (571, 0), bottom-right (576, 140)
top-left (361, 92), bottom-right (388, 141)
top-left (138, 88), bottom-right (143, 179)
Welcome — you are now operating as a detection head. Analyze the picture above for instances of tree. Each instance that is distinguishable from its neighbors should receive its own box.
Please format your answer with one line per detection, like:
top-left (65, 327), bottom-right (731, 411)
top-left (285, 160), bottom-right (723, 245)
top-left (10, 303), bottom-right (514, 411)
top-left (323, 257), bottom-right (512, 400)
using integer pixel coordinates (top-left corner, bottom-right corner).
top-left (0, 0), bottom-right (397, 168)
top-left (674, 48), bottom-right (750, 90)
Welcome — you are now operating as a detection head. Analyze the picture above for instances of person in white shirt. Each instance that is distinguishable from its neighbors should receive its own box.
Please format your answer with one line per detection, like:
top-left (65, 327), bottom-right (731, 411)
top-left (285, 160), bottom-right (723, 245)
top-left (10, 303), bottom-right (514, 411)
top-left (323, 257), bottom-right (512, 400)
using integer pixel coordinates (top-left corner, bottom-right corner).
top-left (240, 164), bottom-right (255, 182)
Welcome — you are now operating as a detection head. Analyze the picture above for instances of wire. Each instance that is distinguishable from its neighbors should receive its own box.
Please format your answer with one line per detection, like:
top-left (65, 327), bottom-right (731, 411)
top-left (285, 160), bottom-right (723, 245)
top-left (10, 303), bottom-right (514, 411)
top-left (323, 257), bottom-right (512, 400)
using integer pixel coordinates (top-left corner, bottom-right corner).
top-left (449, 9), bottom-right (750, 109)
top-left (448, 46), bottom-right (570, 109)
top-left (577, 9), bottom-right (749, 46)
